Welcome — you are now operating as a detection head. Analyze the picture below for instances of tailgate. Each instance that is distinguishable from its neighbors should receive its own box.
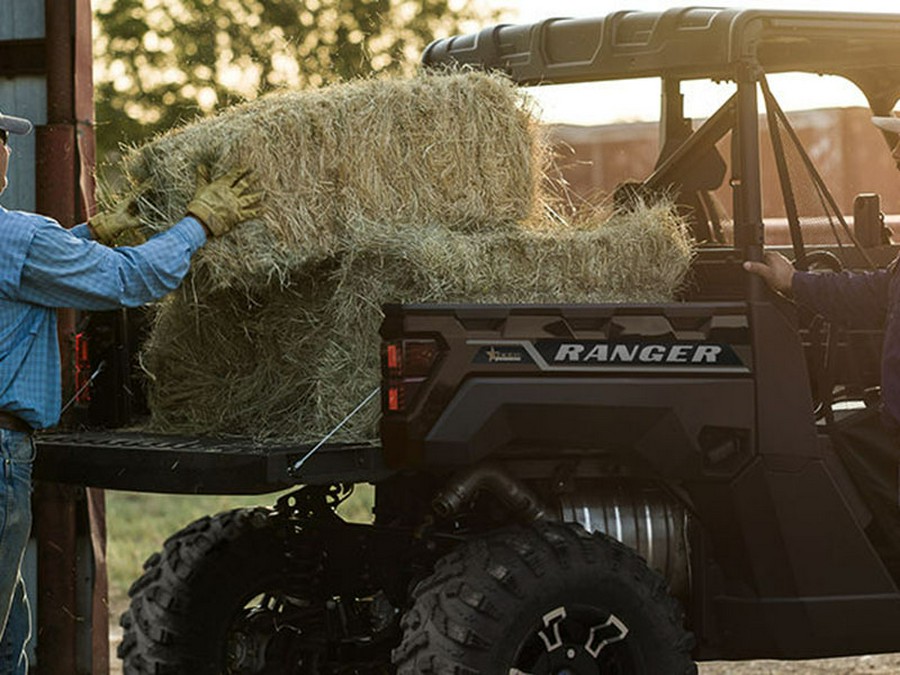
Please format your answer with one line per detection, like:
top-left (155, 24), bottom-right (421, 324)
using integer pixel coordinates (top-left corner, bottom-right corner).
top-left (35, 431), bottom-right (391, 495)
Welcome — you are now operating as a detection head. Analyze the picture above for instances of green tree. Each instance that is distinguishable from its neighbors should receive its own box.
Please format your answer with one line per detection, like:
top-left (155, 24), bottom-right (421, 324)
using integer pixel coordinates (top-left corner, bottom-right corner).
top-left (93, 0), bottom-right (497, 160)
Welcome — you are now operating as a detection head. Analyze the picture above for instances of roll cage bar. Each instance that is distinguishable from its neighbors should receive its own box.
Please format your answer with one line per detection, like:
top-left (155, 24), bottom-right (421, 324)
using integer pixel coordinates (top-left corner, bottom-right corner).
top-left (423, 7), bottom-right (900, 276)
top-left (422, 8), bottom-right (900, 110)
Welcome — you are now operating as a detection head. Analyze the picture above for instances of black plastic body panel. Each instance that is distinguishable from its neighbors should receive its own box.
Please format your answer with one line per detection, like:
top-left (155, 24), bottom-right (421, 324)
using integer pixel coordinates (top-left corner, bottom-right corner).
top-left (82, 308), bottom-right (149, 428)
top-left (424, 377), bottom-right (753, 476)
top-left (694, 454), bottom-right (900, 658)
top-left (380, 299), bottom-right (900, 660)
top-left (381, 301), bottom-right (754, 467)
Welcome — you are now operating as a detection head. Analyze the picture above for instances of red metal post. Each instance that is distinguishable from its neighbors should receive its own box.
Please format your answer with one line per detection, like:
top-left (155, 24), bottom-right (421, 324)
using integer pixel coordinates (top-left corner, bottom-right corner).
top-left (33, 0), bottom-right (106, 673)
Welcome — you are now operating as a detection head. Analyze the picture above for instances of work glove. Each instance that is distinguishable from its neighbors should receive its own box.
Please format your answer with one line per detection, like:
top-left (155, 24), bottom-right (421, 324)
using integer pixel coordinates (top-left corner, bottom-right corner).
top-left (187, 165), bottom-right (263, 237)
top-left (89, 193), bottom-right (144, 246)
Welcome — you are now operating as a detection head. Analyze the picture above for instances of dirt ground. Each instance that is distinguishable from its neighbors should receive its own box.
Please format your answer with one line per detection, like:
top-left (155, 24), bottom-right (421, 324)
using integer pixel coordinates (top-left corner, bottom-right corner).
top-left (106, 629), bottom-right (900, 675)
top-left (699, 655), bottom-right (900, 674)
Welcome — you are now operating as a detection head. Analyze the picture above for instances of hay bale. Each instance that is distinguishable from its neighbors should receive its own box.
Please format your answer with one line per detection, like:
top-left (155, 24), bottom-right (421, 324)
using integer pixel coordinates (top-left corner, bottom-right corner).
top-left (117, 71), bottom-right (544, 293)
top-left (142, 201), bottom-right (693, 440)
top-left (140, 267), bottom-right (335, 437)
top-left (121, 70), bottom-right (695, 441)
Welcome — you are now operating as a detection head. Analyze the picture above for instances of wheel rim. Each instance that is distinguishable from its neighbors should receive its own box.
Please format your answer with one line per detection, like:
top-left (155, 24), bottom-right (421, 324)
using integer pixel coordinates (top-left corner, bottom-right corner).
top-left (225, 592), bottom-right (321, 675)
top-left (512, 605), bottom-right (638, 675)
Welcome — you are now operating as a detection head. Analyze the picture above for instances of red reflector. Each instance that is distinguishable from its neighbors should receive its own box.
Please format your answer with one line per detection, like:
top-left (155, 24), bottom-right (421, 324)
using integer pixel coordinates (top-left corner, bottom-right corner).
top-left (388, 386), bottom-right (401, 412)
top-left (382, 339), bottom-right (440, 414)
top-left (386, 343), bottom-right (400, 371)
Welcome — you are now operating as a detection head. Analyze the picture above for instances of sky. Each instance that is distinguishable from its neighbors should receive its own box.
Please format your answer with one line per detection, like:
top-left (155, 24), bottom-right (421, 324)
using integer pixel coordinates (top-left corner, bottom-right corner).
top-left (483, 1), bottom-right (900, 126)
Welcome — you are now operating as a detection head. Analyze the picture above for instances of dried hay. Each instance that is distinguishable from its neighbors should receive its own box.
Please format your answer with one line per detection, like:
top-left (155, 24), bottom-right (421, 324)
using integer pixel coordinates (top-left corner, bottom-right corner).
top-left (114, 70), bottom-right (695, 441)
top-left (142, 202), bottom-right (693, 440)
top-left (118, 70), bottom-right (544, 293)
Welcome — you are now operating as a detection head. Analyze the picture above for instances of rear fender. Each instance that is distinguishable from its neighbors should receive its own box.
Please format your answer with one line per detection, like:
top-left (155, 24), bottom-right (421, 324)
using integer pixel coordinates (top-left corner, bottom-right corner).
top-left (423, 376), bottom-right (754, 480)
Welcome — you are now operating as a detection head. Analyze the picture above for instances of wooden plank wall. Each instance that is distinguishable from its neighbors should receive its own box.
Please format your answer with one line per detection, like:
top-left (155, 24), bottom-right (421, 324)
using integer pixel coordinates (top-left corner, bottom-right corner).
top-left (0, 2), bottom-right (44, 38)
top-left (0, 0), bottom-right (46, 212)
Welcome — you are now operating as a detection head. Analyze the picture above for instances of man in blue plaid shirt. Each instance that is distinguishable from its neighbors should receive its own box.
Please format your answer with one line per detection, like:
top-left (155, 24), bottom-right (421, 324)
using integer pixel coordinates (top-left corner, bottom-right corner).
top-left (0, 107), bottom-right (262, 673)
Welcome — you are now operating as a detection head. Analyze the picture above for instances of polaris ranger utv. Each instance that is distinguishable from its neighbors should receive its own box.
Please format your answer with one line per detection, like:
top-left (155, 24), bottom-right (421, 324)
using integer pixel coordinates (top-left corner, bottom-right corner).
top-left (36, 6), bottom-right (900, 674)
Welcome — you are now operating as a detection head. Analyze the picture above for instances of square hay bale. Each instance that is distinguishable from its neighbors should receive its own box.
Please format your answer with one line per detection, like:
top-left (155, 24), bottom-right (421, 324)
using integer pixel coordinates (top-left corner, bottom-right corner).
top-left (118, 71), bottom-right (545, 294)
top-left (116, 70), bottom-right (695, 441)
top-left (141, 202), bottom-right (693, 441)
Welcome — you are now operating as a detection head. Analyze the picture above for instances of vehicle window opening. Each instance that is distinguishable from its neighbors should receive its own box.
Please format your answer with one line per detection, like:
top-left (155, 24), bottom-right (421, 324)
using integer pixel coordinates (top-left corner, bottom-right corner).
top-left (635, 86), bottom-right (735, 245)
top-left (760, 74), bottom-right (877, 272)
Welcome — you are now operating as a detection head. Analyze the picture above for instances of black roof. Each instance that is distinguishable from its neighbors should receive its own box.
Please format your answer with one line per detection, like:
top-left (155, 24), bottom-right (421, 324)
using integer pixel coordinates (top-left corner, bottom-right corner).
top-left (422, 7), bottom-right (900, 112)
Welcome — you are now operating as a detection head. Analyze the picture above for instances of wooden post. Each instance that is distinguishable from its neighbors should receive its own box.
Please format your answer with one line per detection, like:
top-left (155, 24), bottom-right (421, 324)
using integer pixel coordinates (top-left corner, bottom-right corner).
top-left (33, 0), bottom-right (105, 673)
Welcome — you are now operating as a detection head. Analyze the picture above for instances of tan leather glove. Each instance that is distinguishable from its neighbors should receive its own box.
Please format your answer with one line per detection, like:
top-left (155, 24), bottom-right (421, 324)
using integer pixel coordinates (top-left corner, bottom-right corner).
top-left (89, 194), bottom-right (143, 246)
top-left (108, 227), bottom-right (148, 247)
top-left (187, 166), bottom-right (262, 237)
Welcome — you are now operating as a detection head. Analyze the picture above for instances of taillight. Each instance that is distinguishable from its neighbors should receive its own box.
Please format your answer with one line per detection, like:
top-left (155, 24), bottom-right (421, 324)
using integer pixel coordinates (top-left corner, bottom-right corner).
top-left (382, 339), bottom-right (441, 413)
top-left (386, 343), bottom-right (400, 371)
top-left (387, 386), bottom-right (401, 412)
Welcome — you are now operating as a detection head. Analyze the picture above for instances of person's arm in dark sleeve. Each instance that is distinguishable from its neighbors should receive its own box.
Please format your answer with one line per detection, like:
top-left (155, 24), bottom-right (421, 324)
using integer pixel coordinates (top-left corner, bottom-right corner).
top-left (792, 268), bottom-right (891, 329)
top-left (15, 216), bottom-right (207, 310)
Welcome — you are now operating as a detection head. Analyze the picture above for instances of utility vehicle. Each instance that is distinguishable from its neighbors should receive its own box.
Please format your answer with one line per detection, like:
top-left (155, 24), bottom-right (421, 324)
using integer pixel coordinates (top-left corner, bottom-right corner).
top-left (37, 7), bottom-right (900, 674)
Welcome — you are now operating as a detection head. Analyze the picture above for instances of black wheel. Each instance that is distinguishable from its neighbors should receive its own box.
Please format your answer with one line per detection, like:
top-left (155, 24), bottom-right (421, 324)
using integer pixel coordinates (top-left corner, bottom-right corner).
top-left (117, 507), bottom-right (394, 674)
top-left (393, 522), bottom-right (695, 675)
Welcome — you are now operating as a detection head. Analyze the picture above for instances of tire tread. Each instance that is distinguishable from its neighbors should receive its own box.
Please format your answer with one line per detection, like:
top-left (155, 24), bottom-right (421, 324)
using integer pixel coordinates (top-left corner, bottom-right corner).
top-left (117, 507), bottom-right (272, 674)
top-left (393, 521), bottom-right (696, 675)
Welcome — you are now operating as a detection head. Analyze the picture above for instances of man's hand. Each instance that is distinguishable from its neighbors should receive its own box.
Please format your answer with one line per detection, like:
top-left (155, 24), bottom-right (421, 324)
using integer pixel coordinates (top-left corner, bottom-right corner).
top-left (89, 194), bottom-right (143, 246)
top-left (187, 166), bottom-right (263, 237)
top-left (743, 250), bottom-right (796, 295)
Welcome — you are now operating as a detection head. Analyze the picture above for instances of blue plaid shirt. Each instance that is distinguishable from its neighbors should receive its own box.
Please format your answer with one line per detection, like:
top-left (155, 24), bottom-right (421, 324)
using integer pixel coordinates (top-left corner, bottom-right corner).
top-left (0, 206), bottom-right (206, 428)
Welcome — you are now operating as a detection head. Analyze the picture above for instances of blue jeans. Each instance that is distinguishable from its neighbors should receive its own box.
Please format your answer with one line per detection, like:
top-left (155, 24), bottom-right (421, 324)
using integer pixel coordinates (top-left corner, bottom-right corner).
top-left (0, 430), bottom-right (34, 675)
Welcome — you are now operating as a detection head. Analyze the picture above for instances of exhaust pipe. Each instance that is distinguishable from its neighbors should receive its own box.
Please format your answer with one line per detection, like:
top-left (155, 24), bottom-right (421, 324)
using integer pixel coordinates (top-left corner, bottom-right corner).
top-left (433, 464), bottom-right (546, 521)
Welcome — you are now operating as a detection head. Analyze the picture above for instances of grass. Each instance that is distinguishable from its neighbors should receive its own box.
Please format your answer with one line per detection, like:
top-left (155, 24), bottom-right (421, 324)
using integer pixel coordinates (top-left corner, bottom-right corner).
top-left (105, 485), bottom-right (374, 619)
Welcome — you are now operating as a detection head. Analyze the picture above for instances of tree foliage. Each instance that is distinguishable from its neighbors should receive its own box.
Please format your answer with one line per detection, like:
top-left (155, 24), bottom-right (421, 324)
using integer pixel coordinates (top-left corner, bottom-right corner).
top-left (93, 0), bottom-right (495, 159)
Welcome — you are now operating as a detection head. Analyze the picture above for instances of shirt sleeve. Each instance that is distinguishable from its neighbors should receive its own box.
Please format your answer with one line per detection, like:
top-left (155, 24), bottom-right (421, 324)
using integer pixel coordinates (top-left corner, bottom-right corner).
top-left (792, 268), bottom-right (891, 329)
top-left (16, 217), bottom-right (207, 310)
top-left (69, 222), bottom-right (92, 240)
